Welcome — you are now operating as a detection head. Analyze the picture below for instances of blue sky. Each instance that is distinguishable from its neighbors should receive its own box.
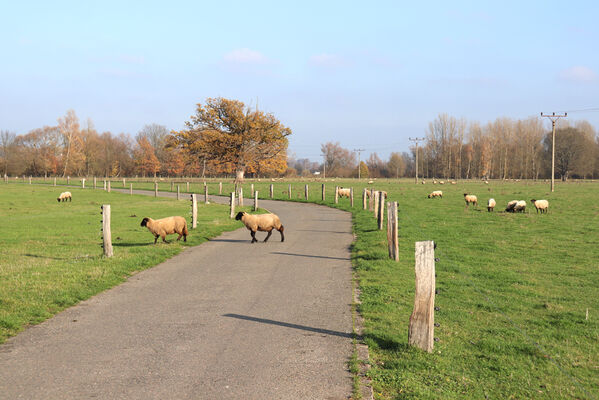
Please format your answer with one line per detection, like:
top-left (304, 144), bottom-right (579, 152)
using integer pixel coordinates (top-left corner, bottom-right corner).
top-left (1, 1), bottom-right (598, 160)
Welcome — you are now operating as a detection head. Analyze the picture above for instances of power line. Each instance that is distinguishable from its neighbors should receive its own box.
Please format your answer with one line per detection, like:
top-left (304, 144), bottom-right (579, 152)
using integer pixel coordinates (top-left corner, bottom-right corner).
top-left (541, 112), bottom-right (567, 192)
top-left (353, 148), bottom-right (365, 179)
top-left (408, 137), bottom-right (425, 184)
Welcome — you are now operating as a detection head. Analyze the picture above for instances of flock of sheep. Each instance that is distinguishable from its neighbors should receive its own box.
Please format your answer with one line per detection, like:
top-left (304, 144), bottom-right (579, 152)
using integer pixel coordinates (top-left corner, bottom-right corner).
top-left (427, 190), bottom-right (550, 214)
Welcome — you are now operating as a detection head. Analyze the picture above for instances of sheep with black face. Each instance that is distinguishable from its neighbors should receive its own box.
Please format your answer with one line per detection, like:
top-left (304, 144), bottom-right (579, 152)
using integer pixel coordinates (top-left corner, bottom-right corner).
top-left (235, 211), bottom-right (285, 243)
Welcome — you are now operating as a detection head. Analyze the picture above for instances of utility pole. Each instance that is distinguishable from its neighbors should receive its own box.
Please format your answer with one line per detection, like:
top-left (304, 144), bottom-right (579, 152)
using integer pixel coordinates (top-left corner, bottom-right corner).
top-left (354, 148), bottom-right (365, 179)
top-left (409, 137), bottom-right (425, 184)
top-left (541, 112), bottom-right (567, 192)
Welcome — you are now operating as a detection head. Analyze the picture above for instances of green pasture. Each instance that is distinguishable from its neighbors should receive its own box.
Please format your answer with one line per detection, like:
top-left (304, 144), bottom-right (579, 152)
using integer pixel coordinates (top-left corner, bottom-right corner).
top-left (0, 184), bottom-right (248, 343)
top-left (4, 177), bottom-right (599, 398)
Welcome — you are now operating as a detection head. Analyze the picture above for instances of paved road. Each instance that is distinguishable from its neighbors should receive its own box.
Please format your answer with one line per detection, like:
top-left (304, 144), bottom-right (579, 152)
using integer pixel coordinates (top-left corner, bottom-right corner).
top-left (0, 190), bottom-right (354, 399)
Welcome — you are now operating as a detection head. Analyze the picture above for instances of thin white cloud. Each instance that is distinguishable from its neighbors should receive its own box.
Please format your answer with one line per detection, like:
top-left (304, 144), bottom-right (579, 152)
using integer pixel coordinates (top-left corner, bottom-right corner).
top-left (559, 66), bottom-right (597, 83)
top-left (223, 48), bottom-right (269, 64)
top-left (309, 53), bottom-right (346, 68)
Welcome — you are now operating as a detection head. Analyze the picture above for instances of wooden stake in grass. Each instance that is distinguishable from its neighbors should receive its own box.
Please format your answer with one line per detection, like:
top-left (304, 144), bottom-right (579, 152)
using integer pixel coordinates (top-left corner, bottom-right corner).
top-left (230, 192), bottom-right (235, 218)
top-left (239, 187), bottom-right (244, 206)
top-left (251, 183), bottom-right (254, 197)
top-left (373, 191), bottom-right (380, 218)
top-left (305, 184), bottom-right (309, 201)
top-left (219, 182), bottom-right (222, 195)
top-left (93, 177), bottom-right (96, 189)
top-left (54, 177), bottom-right (57, 187)
top-left (101, 205), bottom-right (113, 258)
top-left (186, 182), bottom-right (189, 192)
top-left (130, 183), bottom-right (133, 195)
top-left (204, 184), bottom-right (209, 204)
top-left (107, 180), bottom-right (111, 193)
top-left (288, 184), bottom-right (291, 199)
top-left (387, 202), bottom-right (399, 261)
top-left (378, 191), bottom-right (385, 230)
top-left (82, 179), bottom-right (85, 189)
top-left (29, 176), bottom-right (31, 184)
top-left (254, 191), bottom-right (259, 211)
top-left (123, 178), bottom-right (126, 187)
top-left (335, 186), bottom-right (339, 204)
top-left (177, 185), bottom-right (180, 200)
top-left (103, 180), bottom-right (106, 191)
top-left (191, 194), bottom-right (198, 229)
top-left (363, 188), bottom-right (367, 210)
top-left (67, 176), bottom-right (70, 185)
top-left (322, 184), bottom-right (325, 201)
top-left (409, 240), bottom-right (435, 352)
top-left (270, 184), bottom-right (274, 199)
top-left (350, 187), bottom-right (354, 207)
top-left (171, 181), bottom-right (174, 192)
top-left (369, 188), bottom-right (374, 211)
top-left (154, 182), bottom-right (158, 197)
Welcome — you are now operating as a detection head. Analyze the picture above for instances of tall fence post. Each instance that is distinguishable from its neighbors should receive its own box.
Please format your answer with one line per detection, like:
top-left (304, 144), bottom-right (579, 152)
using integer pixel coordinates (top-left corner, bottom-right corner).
top-left (288, 184), bottom-right (291, 199)
top-left (335, 186), bottom-right (339, 204)
top-left (82, 178), bottom-right (85, 189)
top-left (177, 185), bottom-right (180, 200)
top-left (219, 182), bottom-right (222, 195)
top-left (123, 178), bottom-right (126, 187)
top-left (191, 194), bottom-right (197, 229)
top-left (363, 188), bottom-right (367, 210)
top-left (103, 180), bottom-right (107, 191)
top-left (230, 192), bottom-right (236, 218)
top-left (154, 182), bottom-right (158, 197)
top-left (93, 177), bottom-right (96, 189)
top-left (107, 180), bottom-right (111, 192)
top-left (204, 184), bottom-right (209, 204)
top-left (238, 187), bottom-right (243, 206)
top-left (101, 205), bottom-right (113, 257)
top-left (29, 176), bottom-right (32, 184)
top-left (378, 191), bottom-right (385, 230)
top-left (373, 191), bottom-right (379, 217)
top-left (350, 187), bottom-right (354, 207)
top-left (322, 184), bottom-right (325, 201)
top-left (254, 191), bottom-right (259, 211)
top-left (130, 183), bottom-right (133, 195)
top-left (270, 184), bottom-right (274, 199)
top-left (53, 177), bottom-right (57, 187)
top-left (409, 240), bottom-right (436, 352)
top-left (4, 174), bottom-right (7, 183)
top-left (387, 202), bottom-right (399, 261)
top-left (186, 182), bottom-right (189, 192)
top-left (251, 183), bottom-right (254, 197)
top-left (67, 176), bottom-right (70, 185)
top-left (305, 184), bottom-right (309, 201)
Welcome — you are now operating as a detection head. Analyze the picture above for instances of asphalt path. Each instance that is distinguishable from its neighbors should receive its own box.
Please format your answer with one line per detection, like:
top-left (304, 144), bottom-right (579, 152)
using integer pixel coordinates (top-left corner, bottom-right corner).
top-left (0, 189), bottom-right (354, 399)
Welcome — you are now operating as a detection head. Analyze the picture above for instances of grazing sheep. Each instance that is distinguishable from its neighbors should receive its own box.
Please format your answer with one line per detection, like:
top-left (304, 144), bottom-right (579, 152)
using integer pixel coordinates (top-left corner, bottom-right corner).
top-left (487, 198), bottom-right (496, 212)
top-left (57, 191), bottom-right (72, 202)
top-left (235, 211), bottom-right (284, 243)
top-left (337, 187), bottom-right (351, 198)
top-left (439, 180), bottom-right (445, 185)
top-left (531, 199), bottom-right (549, 214)
top-left (505, 200), bottom-right (518, 212)
top-left (463, 193), bottom-right (478, 207)
top-left (140, 216), bottom-right (188, 244)
top-left (451, 181), bottom-right (457, 185)
top-left (428, 190), bottom-right (443, 199)
top-left (421, 180), bottom-right (426, 184)
top-left (514, 200), bottom-right (526, 213)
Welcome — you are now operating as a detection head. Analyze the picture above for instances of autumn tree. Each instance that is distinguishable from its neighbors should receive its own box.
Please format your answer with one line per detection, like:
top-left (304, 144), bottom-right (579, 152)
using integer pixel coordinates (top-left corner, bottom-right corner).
top-left (321, 142), bottom-right (356, 177)
top-left (134, 136), bottom-right (161, 177)
top-left (0, 130), bottom-right (16, 176)
top-left (387, 152), bottom-right (406, 178)
top-left (170, 98), bottom-right (291, 182)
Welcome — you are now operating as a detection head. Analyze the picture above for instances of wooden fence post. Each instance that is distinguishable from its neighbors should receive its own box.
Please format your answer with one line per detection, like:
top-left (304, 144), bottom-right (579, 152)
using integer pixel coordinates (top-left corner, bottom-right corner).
top-left (67, 176), bottom-right (70, 185)
top-left (387, 202), bottom-right (399, 261)
top-left (239, 187), bottom-right (244, 206)
top-left (204, 184), bottom-right (209, 204)
top-left (107, 180), bottom-right (111, 192)
top-left (369, 188), bottom-right (374, 211)
top-left (103, 180), bottom-right (107, 191)
top-left (177, 185), bottom-right (180, 200)
top-left (191, 194), bottom-right (197, 229)
top-left (335, 186), bottom-right (339, 204)
top-left (123, 178), bottom-right (126, 187)
top-left (251, 183), bottom-right (254, 197)
top-left (378, 191), bottom-right (385, 230)
top-left (409, 240), bottom-right (436, 352)
top-left (322, 184), bottom-right (325, 201)
top-left (363, 188), bottom-right (367, 209)
top-left (29, 176), bottom-right (32, 184)
top-left (93, 177), bottom-right (96, 189)
top-left (154, 182), bottom-right (158, 197)
top-left (171, 181), bottom-right (174, 192)
top-left (186, 182), bottom-right (189, 192)
top-left (373, 191), bottom-right (379, 217)
top-left (254, 191), bottom-right (259, 211)
top-left (288, 184), bottom-right (291, 199)
top-left (82, 178), bottom-right (85, 189)
top-left (130, 183), bottom-right (133, 195)
top-left (219, 182), bottom-right (222, 195)
top-left (270, 184), bottom-right (274, 199)
top-left (230, 192), bottom-right (235, 218)
top-left (305, 184), bottom-right (309, 201)
top-left (101, 205), bottom-right (113, 257)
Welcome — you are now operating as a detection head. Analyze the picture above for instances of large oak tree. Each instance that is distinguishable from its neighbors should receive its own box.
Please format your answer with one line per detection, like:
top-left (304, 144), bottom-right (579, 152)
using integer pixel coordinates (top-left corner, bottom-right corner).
top-left (170, 98), bottom-right (291, 182)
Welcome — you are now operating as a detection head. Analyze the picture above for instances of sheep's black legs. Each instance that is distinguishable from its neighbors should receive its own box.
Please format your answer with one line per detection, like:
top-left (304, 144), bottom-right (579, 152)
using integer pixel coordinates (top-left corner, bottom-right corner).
top-left (154, 235), bottom-right (159, 244)
top-left (264, 230), bottom-right (272, 242)
top-left (250, 231), bottom-right (258, 243)
top-left (279, 226), bottom-right (285, 242)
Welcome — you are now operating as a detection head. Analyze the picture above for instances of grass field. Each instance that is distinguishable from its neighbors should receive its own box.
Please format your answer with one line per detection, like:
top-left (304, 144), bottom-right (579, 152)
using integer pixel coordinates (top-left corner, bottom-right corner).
top-left (0, 184), bottom-right (249, 343)
top-left (4, 177), bottom-right (599, 398)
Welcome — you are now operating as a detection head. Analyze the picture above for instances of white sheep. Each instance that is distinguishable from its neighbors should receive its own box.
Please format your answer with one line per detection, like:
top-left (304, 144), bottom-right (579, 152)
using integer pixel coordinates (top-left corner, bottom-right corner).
top-left (463, 193), bottom-right (478, 207)
top-left (530, 199), bottom-right (549, 214)
top-left (140, 216), bottom-right (188, 244)
top-left (505, 200), bottom-right (518, 212)
top-left (487, 198), bottom-right (496, 212)
top-left (514, 200), bottom-right (526, 213)
top-left (337, 187), bottom-right (351, 198)
top-left (235, 211), bottom-right (285, 243)
top-left (428, 190), bottom-right (443, 199)
top-left (57, 191), bottom-right (72, 202)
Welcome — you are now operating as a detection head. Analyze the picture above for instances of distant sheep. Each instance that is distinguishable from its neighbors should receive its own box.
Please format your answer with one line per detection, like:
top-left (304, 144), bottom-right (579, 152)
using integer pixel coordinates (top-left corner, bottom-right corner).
top-left (487, 198), bottom-right (496, 212)
top-left (57, 191), bottom-right (72, 202)
top-left (235, 211), bottom-right (285, 243)
top-left (531, 199), bottom-right (549, 214)
top-left (464, 193), bottom-right (478, 207)
top-left (337, 187), bottom-right (351, 198)
top-left (140, 216), bottom-right (188, 244)
top-left (505, 200), bottom-right (518, 212)
top-left (428, 190), bottom-right (443, 199)
top-left (514, 200), bottom-right (526, 213)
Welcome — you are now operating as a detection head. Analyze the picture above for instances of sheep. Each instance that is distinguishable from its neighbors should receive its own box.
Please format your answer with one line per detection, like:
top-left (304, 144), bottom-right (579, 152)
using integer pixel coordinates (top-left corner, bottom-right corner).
top-left (530, 199), bottom-right (549, 214)
top-left (428, 190), bottom-right (443, 199)
top-left (337, 187), bottom-right (351, 198)
top-left (487, 198), bottom-right (496, 212)
top-left (235, 211), bottom-right (284, 243)
top-left (439, 180), bottom-right (445, 185)
top-left (451, 181), bottom-right (457, 185)
top-left (57, 191), bottom-right (72, 202)
top-left (514, 200), bottom-right (526, 213)
top-left (505, 200), bottom-right (518, 212)
top-left (463, 193), bottom-right (478, 207)
top-left (421, 180), bottom-right (426, 184)
top-left (140, 216), bottom-right (188, 244)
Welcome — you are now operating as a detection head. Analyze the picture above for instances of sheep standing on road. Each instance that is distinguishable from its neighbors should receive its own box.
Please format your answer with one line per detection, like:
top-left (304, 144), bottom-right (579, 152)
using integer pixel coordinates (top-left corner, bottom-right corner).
top-left (57, 191), bottom-right (72, 202)
top-left (531, 199), bottom-right (549, 214)
top-left (464, 193), bottom-right (478, 207)
top-left (235, 211), bottom-right (285, 243)
top-left (140, 216), bottom-right (188, 244)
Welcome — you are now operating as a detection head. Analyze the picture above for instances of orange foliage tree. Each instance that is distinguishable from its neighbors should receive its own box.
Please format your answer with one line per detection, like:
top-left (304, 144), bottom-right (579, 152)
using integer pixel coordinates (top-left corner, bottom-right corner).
top-left (134, 137), bottom-right (161, 177)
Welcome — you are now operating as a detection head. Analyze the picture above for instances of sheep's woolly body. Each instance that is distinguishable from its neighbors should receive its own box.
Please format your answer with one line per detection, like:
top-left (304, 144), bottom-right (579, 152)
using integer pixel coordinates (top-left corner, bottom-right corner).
top-left (505, 200), bottom-right (518, 212)
top-left (428, 190), bottom-right (442, 198)
top-left (235, 211), bottom-right (285, 243)
top-left (531, 199), bottom-right (549, 214)
top-left (487, 198), bottom-right (496, 212)
top-left (140, 216), bottom-right (188, 244)
top-left (514, 200), bottom-right (526, 213)
top-left (57, 191), bottom-right (72, 202)
top-left (464, 193), bottom-right (478, 206)
top-left (337, 188), bottom-right (351, 198)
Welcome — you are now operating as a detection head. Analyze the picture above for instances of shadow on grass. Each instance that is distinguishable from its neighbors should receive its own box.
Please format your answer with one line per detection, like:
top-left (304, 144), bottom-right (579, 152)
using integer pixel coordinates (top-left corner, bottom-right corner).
top-left (223, 313), bottom-right (358, 339)
top-left (113, 242), bottom-right (153, 247)
top-left (365, 333), bottom-right (410, 352)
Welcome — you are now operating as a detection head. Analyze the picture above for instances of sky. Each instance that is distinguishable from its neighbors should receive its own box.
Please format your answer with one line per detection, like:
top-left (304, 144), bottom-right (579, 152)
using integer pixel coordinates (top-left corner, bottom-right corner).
top-left (1, 0), bottom-right (598, 161)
